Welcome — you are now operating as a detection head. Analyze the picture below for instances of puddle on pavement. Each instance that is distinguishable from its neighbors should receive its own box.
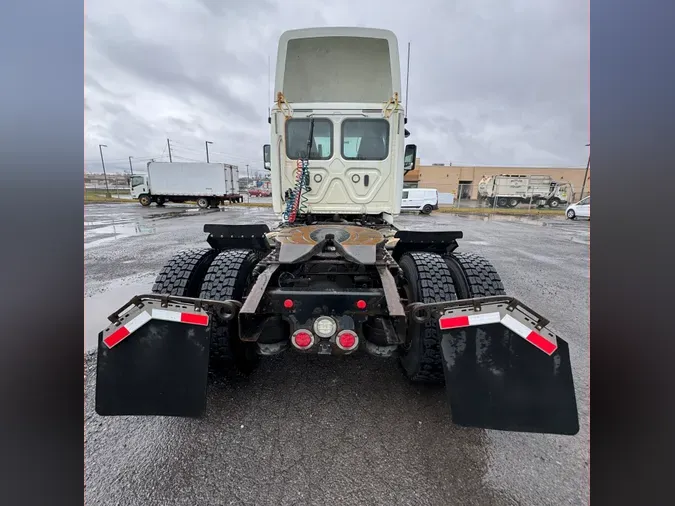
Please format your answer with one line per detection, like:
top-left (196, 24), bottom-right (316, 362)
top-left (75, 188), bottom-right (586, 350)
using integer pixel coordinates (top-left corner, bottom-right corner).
top-left (85, 279), bottom-right (154, 351)
top-left (146, 207), bottom-right (218, 220)
top-left (451, 213), bottom-right (551, 225)
top-left (85, 220), bottom-right (156, 248)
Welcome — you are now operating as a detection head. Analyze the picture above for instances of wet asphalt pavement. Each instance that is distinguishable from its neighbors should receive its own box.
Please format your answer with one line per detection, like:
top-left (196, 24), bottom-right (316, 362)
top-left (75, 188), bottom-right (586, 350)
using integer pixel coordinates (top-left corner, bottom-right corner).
top-left (85, 203), bottom-right (589, 506)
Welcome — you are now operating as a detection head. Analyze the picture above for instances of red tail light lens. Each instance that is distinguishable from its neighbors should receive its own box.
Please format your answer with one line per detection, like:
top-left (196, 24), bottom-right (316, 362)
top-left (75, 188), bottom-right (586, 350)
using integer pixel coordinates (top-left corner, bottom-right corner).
top-left (336, 330), bottom-right (358, 351)
top-left (356, 299), bottom-right (367, 310)
top-left (291, 330), bottom-right (314, 349)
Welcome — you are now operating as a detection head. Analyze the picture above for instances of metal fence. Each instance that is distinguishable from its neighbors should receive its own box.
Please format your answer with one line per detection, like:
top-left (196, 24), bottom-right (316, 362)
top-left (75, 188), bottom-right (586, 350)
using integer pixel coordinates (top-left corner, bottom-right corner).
top-left (447, 183), bottom-right (590, 213)
top-left (84, 181), bottom-right (132, 200)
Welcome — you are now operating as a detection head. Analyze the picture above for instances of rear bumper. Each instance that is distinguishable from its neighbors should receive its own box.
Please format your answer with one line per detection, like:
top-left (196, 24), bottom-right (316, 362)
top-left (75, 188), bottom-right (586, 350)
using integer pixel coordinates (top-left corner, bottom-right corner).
top-left (240, 287), bottom-right (406, 353)
top-left (98, 293), bottom-right (562, 358)
top-left (95, 292), bottom-right (579, 435)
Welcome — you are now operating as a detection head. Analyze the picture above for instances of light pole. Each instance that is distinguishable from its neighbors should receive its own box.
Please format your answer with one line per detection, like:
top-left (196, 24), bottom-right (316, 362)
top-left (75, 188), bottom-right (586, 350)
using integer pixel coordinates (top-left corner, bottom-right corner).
top-left (205, 141), bottom-right (213, 163)
top-left (99, 144), bottom-right (111, 198)
top-left (580, 143), bottom-right (590, 200)
top-left (128, 156), bottom-right (134, 175)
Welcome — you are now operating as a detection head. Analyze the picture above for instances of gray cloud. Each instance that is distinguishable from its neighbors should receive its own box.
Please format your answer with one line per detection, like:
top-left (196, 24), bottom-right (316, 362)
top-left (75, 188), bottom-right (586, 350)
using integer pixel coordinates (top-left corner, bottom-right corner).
top-left (86, 17), bottom-right (261, 122)
top-left (85, 0), bottom-right (588, 173)
top-left (197, 0), bottom-right (277, 16)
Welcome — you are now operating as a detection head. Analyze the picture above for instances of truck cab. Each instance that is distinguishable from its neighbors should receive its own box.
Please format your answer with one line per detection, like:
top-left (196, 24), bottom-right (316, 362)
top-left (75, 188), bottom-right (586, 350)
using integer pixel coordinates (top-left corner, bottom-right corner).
top-left (262, 27), bottom-right (417, 223)
top-left (129, 174), bottom-right (149, 199)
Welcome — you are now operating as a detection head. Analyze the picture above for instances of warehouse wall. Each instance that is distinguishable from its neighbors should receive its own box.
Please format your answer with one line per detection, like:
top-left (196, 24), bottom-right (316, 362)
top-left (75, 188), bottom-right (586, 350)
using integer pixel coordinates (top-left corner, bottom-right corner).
top-left (405, 164), bottom-right (590, 201)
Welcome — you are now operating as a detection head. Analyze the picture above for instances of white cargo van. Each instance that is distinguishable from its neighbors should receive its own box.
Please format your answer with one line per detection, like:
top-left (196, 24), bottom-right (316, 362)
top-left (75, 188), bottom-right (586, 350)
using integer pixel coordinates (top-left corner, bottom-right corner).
top-left (401, 188), bottom-right (439, 214)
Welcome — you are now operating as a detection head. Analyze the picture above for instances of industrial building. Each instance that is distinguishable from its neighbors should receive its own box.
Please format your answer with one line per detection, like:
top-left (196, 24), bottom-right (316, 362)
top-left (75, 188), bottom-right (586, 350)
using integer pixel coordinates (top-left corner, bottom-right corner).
top-left (405, 161), bottom-right (590, 202)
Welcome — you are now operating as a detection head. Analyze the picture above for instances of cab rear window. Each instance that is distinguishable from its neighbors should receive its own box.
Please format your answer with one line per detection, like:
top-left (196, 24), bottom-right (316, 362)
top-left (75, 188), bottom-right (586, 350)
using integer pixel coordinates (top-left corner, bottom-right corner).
top-left (342, 119), bottom-right (390, 160)
top-left (285, 119), bottom-right (333, 160)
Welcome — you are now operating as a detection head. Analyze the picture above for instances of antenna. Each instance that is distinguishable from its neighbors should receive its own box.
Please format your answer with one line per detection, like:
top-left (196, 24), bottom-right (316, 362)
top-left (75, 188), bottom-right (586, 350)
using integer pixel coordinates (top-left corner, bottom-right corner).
top-left (404, 42), bottom-right (411, 120)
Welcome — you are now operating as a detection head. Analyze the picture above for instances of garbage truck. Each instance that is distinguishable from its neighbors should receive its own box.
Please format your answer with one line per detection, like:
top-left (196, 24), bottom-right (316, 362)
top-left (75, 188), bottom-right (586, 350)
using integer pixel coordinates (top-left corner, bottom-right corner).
top-left (95, 27), bottom-right (579, 436)
top-left (477, 174), bottom-right (572, 208)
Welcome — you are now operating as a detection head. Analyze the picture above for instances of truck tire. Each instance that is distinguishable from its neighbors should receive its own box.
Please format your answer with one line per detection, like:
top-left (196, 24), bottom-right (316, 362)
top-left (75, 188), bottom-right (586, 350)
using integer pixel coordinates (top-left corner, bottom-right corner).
top-left (139, 194), bottom-right (151, 207)
top-left (199, 249), bottom-right (261, 378)
top-left (444, 251), bottom-right (506, 299)
top-left (507, 198), bottom-right (519, 208)
top-left (398, 252), bottom-right (458, 383)
top-left (421, 204), bottom-right (433, 214)
top-left (497, 197), bottom-right (508, 207)
top-left (152, 248), bottom-right (219, 296)
top-left (547, 197), bottom-right (561, 208)
top-left (197, 197), bottom-right (209, 209)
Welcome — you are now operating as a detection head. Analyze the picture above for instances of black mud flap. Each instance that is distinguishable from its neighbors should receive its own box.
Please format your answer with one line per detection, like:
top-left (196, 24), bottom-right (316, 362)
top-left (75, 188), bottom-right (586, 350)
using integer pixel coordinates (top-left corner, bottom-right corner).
top-left (95, 318), bottom-right (210, 417)
top-left (440, 325), bottom-right (579, 435)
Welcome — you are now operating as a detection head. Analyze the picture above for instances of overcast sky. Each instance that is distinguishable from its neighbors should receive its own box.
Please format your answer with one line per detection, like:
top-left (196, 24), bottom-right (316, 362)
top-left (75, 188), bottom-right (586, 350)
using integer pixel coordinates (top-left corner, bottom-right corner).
top-left (84, 0), bottom-right (589, 175)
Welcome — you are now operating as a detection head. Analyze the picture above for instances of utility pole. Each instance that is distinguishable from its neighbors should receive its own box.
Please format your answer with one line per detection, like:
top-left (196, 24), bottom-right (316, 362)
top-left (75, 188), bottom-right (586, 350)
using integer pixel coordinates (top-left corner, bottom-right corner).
top-left (128, 156), bottom-right (134, 175)
top-left (246, 164), bottom-right (251, 203)
top-left (99, 144), bottom-right (111, 198)
top-left (405, 41), bottom-right (411, 121)
top-left (167, 138), bottom-right (173, 162)
top-left (205, 141), bottom-right (213, 163)
top-left (580, 143), bottom-right (590, 200)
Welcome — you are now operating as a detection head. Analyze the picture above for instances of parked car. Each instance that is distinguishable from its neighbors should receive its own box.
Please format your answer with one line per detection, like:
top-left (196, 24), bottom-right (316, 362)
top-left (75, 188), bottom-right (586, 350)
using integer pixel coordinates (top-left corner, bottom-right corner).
top-left (565, 195), bottom-right (590, 220)
top-left (249, 188), bottom-right (272, 197)
top-left (401, 188), bottom-right (439, 214)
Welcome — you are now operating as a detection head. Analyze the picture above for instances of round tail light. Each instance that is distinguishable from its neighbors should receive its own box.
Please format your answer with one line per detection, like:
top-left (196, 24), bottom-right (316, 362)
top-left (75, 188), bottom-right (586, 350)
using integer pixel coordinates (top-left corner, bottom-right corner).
top-left (291, 330), bottom-right (314, 350)
top-left (336, 330), bottom-right (358, 351)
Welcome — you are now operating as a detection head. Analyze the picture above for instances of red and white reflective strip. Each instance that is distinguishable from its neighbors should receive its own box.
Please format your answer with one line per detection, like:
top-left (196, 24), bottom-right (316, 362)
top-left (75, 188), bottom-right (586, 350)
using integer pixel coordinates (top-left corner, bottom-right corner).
top-left (102, 309), bottom-right (209, 349)
top-left (500, 314), bottom-right (557, 355)
top-left (103, 311), bottom-right (152, 349)
top-left (439, 312), bottom-right (502, 329)
top-left (151, 308), bottom-right (209, 326)
top-left (439, 311), bottom-right (557, 355)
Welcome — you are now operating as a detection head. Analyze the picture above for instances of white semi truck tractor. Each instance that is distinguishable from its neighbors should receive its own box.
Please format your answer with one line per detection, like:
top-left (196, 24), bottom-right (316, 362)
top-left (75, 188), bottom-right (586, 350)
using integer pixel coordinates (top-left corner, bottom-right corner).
top-left (95, 27), bottom-right (579, 437)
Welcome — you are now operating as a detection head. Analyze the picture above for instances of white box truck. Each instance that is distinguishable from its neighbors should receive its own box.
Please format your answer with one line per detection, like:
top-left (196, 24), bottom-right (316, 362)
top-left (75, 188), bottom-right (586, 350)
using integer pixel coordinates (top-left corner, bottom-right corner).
top-left (477, 174), bottom-right (572, 208)
top-left (130, 162), bottom-right (243, 208)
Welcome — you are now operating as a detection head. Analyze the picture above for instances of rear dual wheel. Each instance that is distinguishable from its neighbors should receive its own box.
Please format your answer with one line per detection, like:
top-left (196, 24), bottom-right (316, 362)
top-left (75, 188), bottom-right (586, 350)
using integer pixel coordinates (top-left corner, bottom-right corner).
top-left (398, 250), bottom-right (506, 384)
top-left (200, 249), bottom-right (261, 378)
top-left (152, 248), bottom-right (260, 378)
top-left (398, 252), bottom-right (458, 383)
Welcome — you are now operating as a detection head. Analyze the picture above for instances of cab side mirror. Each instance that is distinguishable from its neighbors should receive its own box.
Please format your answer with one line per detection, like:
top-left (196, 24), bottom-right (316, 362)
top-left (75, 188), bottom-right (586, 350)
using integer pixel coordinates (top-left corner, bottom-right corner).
top-left (404, 144), bottom-right (417, 174)
top-left (263, 144), bottom-right (271, 170)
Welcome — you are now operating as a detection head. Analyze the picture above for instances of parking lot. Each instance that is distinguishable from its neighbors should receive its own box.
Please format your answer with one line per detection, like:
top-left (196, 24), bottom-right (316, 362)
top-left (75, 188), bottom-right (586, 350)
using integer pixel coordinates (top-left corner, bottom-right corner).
top-left (85, 202), bottom-right (589, 506)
